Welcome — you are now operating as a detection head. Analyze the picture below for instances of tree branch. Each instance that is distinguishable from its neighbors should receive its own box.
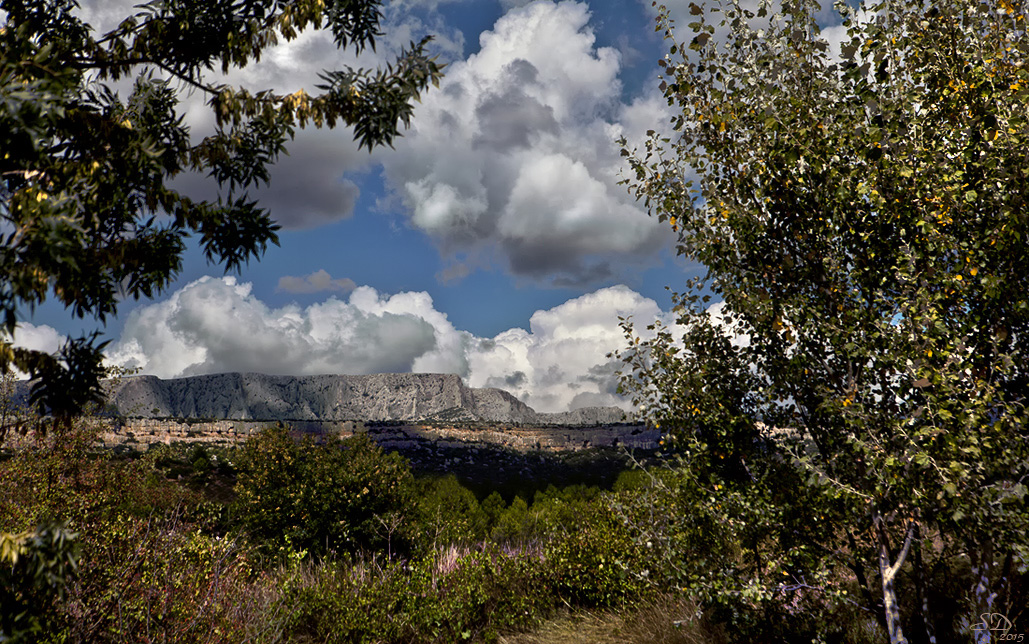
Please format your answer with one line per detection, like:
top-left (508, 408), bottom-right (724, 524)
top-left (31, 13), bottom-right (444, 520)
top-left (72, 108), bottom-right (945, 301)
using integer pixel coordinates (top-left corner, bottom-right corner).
top-left (71, 57), bottom-right (223, 96)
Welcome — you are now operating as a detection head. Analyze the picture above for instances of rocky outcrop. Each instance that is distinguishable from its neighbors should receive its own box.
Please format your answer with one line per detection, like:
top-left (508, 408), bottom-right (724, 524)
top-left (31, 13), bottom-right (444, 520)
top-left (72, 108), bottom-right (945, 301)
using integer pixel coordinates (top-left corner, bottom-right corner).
top-left (540, 406), bottom-right (633, 426)
top-left (96, 372), bottom-right (628, 426)
top-left (77, 418), bottom-right (659, 453)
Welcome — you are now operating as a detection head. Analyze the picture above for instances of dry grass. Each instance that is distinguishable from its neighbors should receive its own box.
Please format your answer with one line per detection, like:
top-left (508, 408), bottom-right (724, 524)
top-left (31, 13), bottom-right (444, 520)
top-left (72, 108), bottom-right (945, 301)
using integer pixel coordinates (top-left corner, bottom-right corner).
top-left (498, 609), bottom-right (630, 644)
top-left (499, 595), bottom-right (726, 644)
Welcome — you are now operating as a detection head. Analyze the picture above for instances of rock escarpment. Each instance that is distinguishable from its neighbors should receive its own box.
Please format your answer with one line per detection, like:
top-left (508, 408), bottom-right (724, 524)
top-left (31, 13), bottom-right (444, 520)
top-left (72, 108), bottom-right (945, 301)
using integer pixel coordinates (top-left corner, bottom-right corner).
top-left (101, 373), bottom-right (628, 426)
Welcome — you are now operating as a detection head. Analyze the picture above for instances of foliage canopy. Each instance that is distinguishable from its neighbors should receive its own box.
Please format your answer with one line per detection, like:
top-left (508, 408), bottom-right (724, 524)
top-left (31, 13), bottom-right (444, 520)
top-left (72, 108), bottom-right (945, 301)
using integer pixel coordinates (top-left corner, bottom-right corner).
top-left (0, 0), bottom-right (443, 422)
top-left (619, 0), bottom-right (1029, 640)
top-left (233, 427), bottom-right (413, 556)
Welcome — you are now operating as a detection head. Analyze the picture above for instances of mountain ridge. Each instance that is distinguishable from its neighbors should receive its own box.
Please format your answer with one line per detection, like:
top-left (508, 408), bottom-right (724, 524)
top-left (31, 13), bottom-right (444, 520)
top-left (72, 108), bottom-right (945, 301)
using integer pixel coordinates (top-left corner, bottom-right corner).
top-left (90, 372), bottom-right (629, 426)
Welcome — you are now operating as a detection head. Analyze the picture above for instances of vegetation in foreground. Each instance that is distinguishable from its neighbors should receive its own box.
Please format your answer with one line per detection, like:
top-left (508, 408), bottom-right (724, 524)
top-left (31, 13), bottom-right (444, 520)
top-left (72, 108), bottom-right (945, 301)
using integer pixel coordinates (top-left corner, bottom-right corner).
top-left (0, 416), bottom-right (673, 643)
top-left (4, 408), bottom-right (1016, 644)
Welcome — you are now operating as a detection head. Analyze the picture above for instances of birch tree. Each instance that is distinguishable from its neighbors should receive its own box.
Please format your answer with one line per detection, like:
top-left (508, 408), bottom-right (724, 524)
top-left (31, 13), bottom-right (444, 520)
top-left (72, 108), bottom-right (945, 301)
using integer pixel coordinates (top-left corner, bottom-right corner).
top-left (619, 1), bottom-right (1029, 640)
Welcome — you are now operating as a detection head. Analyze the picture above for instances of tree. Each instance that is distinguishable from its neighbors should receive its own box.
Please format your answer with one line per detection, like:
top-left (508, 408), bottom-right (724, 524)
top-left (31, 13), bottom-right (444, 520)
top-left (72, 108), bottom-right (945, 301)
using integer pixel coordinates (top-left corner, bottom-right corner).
top-left (619, 0), bottom-right (1029, 641)
top-left (410, 474), bottom-right (489, 553)
top-left (0, 0), bottom-right (443, 424)
top-left (1, 522), bottom-right (80, 642)
top-left (233, 427), bottom-right (413, 556)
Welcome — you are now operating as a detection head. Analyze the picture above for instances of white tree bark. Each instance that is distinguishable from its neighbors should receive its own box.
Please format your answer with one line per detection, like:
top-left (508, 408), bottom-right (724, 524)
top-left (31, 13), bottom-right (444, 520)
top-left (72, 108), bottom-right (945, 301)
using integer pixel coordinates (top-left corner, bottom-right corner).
top-left (877, 516), bottom-right (916, 644)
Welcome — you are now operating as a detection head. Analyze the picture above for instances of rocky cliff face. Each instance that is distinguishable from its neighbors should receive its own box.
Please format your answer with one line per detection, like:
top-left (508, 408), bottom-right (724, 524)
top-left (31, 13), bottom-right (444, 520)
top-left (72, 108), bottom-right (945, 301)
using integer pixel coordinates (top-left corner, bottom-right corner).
top-left (95, 372), bottom-right (627, 426)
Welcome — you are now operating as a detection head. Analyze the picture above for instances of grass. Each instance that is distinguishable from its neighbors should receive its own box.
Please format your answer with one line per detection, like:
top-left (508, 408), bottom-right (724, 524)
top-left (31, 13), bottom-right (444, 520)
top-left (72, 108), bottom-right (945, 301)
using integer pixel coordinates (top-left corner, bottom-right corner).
top-left (500, 595), bottom-right (726, 644)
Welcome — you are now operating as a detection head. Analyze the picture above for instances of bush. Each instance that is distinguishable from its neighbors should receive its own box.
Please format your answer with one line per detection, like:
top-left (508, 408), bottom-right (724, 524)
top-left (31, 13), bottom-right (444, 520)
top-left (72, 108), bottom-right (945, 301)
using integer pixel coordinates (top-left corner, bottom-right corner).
top-left (405, 545), bottom-right (551, 643)
top-left (487, 484), bottom-right (605, 544)
top-left (545, 502), bottom-right (651, 608)
top-left (609, 463), bottom-right (883, 642)
top-left (492, 496), bottom-right (530, 543)
top-left (0, 522), bottom-right (80, 642)
top-left (233, 426), bottom-right (414, 557)
top-left (65, 512), bottom-right (263, 644)
top-left (530, 484), bottom-right (604, 536)
top-left (0, 416), bottom-right (243, 642)
top-left (0, 418), bottom-right (203, 531)
top-left (283, 544), bottom-right (552, 644)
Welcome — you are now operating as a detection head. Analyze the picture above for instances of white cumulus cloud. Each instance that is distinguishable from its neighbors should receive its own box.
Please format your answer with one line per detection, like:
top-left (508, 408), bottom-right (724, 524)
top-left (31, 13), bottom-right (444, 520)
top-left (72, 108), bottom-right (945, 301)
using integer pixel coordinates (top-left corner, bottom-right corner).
top-left (378, 0), bottom-right (673, 286)
top-left (106, 277), bottom-right (439, 378)
top-left (105, 276), bottom-right (676, 412)
top-left (6, 323), bottom-right (64, 356)
top-left (3, 323), bottom-right (65, 379)
top-left (465, 285), bottom-right (667, 411)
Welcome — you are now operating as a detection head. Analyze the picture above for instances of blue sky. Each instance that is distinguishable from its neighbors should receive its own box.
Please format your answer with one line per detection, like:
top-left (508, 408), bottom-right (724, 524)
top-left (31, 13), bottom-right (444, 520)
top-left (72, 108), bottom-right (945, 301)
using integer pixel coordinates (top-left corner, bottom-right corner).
top-left (15, 0), bottom-right (750, 412)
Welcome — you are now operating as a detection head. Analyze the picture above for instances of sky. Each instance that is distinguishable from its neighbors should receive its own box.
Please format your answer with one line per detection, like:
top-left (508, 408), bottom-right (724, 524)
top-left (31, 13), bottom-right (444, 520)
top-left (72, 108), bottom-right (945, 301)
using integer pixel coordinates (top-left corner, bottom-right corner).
top-left (12, 0), bottom-right (845, 413)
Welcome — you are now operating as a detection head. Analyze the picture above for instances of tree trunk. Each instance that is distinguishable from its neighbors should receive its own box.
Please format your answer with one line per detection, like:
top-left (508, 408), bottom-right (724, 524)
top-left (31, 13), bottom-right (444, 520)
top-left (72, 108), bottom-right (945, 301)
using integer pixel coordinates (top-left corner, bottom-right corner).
top-left (848, 529), bottom-right (889, 634)
top-left (972, 537), bottom-right (995, 614)
top-left (877, 515), bottom-right (916, 644)
top-left (912, 523), bottom-right (936, 644)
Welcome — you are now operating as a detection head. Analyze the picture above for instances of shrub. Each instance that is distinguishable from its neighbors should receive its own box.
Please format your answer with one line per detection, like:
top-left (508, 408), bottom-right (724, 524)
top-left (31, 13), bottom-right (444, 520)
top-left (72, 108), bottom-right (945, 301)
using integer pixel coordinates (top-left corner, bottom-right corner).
top-left (492, 495), bottom-right (530, 543)
top-left (487, 484), bottom-right (605, 544)
top-left (188, 444), bottom-right (213, 478)
top-left (233, 426), bottom-right (414, 557)
top-left (607, 462), bottom-right (884, 642)
top-left (283, 544), bottom-right (552, 644)
top-left (529, 484), bottom-right (604, 536)
top-left (480, 491), bottom-right (506, 532)
top-left (0, 418), bottom-right (201, 530)
top-left (281, 557), bottom-right (410, 643)
top-left (65, 511), bottom-right (261, 644)
top-left (545, 501), bottom-right (651, 608)
top-left (405, 545), bottom-right (551, 643)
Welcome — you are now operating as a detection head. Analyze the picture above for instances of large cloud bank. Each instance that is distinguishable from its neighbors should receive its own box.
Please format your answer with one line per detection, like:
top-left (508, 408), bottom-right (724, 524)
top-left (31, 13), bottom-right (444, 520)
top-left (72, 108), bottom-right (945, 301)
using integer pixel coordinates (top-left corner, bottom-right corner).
top-left (70, 1), bottom-right (676, 284)
top-left (105, 277), bottom-right (671, 412)
top-left (379, 0), bottom-right (673, 286)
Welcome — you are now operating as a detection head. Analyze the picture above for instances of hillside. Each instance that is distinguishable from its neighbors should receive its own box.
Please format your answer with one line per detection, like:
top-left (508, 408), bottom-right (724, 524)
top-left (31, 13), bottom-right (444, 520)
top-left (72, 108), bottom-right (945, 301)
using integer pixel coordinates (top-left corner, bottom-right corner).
top-left (85, 372), bottom-right (629, 426)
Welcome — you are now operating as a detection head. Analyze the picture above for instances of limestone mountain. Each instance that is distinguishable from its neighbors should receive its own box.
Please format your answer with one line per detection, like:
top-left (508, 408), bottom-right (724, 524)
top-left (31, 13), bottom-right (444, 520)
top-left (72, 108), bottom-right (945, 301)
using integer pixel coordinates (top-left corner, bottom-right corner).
top-left (78, 373), bottom-right (629, 425)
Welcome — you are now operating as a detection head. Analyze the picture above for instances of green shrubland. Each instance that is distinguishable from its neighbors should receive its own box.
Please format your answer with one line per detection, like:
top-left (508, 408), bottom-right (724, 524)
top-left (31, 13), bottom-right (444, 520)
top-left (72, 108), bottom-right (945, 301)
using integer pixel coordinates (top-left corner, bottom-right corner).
top-left (4, 368), bottom-right (1015, 643)
top-left (232, 426), bottom-right (414, 558)
top-left (0, 414), bottom-right (911, 643)
top-left (0, 418), bottom-right (679, 643)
